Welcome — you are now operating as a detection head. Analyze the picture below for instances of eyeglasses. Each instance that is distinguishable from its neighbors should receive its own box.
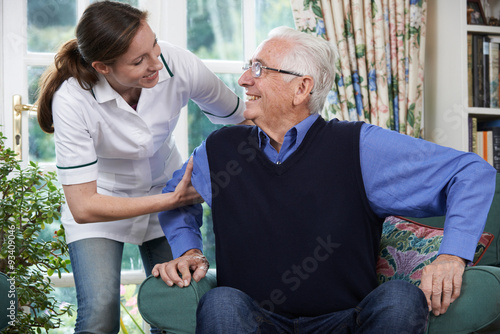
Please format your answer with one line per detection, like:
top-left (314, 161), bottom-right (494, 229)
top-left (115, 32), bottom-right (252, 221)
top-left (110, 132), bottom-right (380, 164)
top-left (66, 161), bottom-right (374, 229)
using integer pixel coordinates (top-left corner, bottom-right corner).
top-left (242, 61), bottom-right (304, 78)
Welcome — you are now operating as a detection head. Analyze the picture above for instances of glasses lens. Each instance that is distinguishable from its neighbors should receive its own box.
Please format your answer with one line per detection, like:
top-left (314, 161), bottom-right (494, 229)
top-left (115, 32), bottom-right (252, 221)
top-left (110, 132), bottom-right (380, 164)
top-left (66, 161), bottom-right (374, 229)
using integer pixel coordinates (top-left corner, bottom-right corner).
top-left (252, 62), bottom-right (261, 78)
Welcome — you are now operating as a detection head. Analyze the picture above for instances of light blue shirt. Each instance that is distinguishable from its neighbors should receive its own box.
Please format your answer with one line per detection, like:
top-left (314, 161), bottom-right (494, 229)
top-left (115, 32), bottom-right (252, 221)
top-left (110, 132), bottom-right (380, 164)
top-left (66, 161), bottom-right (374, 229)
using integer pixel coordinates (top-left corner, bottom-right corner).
top-left (161, 114), bottom-right (497, 262)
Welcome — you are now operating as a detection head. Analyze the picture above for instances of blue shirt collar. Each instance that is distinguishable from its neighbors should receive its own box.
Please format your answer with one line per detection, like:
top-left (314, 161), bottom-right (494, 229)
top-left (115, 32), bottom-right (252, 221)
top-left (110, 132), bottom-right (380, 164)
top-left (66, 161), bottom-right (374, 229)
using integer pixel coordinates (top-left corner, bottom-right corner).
top-left (257, 113), bottom-right (320, 149)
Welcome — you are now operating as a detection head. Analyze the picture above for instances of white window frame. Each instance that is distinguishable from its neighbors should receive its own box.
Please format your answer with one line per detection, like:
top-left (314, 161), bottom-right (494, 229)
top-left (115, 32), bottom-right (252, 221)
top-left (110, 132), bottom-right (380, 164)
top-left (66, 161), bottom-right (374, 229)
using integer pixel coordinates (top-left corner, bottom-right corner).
top-left (158, 0), bottom-right (257, 161)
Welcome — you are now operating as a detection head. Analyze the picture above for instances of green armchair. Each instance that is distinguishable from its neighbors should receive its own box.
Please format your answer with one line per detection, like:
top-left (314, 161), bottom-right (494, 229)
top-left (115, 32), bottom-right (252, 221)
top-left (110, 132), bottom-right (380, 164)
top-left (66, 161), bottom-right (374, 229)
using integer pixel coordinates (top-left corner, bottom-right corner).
top-left (138, 266), bottom-right (500, 334)
top-left (138, 217), bottom-right (500, 333)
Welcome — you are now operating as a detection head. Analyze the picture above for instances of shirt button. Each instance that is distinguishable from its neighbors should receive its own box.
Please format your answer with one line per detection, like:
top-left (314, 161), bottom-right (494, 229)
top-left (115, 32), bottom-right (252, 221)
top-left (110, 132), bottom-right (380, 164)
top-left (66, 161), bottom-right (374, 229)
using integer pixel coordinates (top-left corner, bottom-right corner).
top-left (276, 161), bottom-right (281, 165)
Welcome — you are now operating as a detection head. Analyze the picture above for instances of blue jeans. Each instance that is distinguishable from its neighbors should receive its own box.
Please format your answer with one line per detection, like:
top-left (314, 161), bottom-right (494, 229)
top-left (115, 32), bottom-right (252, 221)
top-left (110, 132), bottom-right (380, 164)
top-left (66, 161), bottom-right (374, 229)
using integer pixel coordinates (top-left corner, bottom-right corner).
top-left (68, 237), bottom-right (172, 334)
top-left (196, 280), bottom-right (428, 334)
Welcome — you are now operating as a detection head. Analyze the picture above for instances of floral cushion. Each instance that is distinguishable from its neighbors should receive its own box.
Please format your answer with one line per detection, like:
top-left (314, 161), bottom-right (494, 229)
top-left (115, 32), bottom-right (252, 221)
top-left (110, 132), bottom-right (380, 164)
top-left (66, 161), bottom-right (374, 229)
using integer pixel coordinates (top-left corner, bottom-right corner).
top-left (377, 216), bottom-right (494, 287)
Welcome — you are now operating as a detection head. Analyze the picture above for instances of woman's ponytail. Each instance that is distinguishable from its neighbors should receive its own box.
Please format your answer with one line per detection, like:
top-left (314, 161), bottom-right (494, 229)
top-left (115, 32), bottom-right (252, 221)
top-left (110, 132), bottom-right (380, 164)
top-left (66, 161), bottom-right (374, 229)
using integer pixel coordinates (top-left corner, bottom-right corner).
top-left (36, 1), bottom-right (147, 134)
top-left (36, 39), bottom-right (98, 133)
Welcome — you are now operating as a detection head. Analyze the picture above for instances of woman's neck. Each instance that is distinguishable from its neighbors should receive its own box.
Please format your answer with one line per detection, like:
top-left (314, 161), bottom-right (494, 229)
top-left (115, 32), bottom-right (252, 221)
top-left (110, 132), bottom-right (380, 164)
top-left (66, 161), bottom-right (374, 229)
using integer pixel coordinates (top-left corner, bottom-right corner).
top-left (121, 87), bottom-right (142, 106)
top-left (106, 79), bottom-right (142, 106)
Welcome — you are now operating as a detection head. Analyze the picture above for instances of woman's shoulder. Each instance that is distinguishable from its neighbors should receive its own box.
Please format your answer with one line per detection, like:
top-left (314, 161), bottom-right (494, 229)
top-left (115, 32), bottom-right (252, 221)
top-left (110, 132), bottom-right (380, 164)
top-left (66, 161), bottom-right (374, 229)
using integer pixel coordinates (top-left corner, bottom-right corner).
top-left (56, 77), bottom-right (90, 97)
top-left (158, 40), bottom-right (191, 55)
top-left (52, 77), bottom-right (95, 114)
top-left (158, 40), bottom-right (201, 68)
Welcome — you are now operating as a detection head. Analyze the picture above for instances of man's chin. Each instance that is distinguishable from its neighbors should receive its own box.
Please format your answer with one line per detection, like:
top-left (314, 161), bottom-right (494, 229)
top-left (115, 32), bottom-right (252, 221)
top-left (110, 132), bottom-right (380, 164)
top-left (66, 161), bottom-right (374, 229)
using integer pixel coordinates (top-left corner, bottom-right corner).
top-left (243, 109), bottom-right (256, 121)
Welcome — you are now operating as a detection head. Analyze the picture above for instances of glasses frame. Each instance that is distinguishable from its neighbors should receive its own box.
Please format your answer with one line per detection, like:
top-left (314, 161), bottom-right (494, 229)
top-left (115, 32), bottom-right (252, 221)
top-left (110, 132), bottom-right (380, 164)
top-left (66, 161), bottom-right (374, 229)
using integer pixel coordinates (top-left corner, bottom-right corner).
top-left (242, 61), bottom-right (304, 78)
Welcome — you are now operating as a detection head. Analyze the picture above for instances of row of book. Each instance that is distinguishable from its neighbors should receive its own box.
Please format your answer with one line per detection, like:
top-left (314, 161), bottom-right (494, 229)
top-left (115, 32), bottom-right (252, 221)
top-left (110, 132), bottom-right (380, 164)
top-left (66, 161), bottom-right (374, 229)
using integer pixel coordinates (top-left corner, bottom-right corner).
top-left (469, 117), bottom-right (500, 172)
top-left (468, 34), bottom-right (500, 108)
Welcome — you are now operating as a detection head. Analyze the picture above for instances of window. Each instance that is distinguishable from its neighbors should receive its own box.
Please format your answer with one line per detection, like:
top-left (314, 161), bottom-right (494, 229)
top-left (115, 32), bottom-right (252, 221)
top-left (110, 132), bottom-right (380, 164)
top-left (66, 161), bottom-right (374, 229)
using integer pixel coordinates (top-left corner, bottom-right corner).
top-left (5, 0), bottom-right (294, 330)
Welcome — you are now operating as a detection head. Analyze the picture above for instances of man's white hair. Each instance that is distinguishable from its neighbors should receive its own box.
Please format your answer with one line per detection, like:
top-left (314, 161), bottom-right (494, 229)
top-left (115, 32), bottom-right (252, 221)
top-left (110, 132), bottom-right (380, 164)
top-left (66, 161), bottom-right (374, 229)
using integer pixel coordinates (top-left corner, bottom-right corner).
top-left (266, 26), bottom-right (338, 114)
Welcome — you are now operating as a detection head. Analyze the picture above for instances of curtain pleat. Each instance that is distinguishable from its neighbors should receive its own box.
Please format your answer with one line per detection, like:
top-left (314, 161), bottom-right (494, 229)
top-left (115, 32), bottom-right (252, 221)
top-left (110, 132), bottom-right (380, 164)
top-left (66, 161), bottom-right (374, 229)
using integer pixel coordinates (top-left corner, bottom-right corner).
top-left (388, 0), bottom-right (398, 131)
top-left (363, 0), bottom-right (378, 125)
top-left (396, 0), bottom-right (407, 133)
top-left (351, 0), bottom-right (371, 122)
top-left (333, 0), bottom-right (359, 121)
top-left (290, 0), bottom-right (426, 137)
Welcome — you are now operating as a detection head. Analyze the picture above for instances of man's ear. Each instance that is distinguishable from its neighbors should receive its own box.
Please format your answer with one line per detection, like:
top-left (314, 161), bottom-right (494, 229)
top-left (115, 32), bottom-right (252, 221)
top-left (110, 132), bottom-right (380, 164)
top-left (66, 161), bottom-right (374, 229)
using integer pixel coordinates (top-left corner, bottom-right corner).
top-left (92, 61), bottom-right (110, 75)
top-left (293, 76), bottom-right (314, 106)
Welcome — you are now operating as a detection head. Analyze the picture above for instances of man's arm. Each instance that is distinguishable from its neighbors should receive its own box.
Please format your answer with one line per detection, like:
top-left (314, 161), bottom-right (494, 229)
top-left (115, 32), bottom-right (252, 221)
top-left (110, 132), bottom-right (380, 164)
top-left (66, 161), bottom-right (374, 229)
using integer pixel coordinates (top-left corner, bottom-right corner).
top-left (360, 123), bottom-right (497, 315)
top-left (154, 142), bottom-right (213, 287)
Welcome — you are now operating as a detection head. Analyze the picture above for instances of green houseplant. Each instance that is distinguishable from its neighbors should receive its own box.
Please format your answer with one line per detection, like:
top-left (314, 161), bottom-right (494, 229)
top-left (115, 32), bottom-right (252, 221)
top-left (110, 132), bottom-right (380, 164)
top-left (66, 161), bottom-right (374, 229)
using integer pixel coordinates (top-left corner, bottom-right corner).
top-left (0, 131), bottom-right (73, 333)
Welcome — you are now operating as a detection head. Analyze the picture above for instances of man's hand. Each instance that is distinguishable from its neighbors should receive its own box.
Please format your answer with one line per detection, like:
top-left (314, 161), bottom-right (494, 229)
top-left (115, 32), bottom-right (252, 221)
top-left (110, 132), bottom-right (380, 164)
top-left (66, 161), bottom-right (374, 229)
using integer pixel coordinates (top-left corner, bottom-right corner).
top-left (420, 254), bottom-right (466, 316)
top-left (152, 249), bottom-right (209, 288)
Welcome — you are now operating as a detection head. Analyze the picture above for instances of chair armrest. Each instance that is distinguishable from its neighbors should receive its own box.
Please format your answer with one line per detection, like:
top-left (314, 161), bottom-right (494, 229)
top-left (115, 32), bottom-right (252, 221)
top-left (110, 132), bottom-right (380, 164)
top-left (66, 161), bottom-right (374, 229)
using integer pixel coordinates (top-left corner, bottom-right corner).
top-left (138, 269), bottom-right (217, 334)
top-left (427, 266), bottom-right (500, 334)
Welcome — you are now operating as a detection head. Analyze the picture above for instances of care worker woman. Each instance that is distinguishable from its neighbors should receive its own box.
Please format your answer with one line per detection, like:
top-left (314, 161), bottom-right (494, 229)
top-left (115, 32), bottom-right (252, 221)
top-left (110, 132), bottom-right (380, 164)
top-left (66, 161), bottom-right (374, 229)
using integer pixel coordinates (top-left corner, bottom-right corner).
top-left (36, 1), bottom-right (244, 333)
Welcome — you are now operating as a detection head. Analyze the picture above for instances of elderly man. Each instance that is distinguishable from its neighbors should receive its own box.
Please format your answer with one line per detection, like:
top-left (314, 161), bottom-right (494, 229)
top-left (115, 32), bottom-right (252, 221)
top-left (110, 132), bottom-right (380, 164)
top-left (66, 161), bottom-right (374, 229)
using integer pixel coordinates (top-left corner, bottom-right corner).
top-left (153, 26), bottom-right (496, 333)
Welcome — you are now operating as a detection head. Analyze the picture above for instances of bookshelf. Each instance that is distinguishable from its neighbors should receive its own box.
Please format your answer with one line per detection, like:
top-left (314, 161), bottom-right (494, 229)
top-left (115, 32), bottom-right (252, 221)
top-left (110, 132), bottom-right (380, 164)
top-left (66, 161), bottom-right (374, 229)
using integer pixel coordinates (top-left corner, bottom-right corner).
top-left (425, 0), bottom-right (500, 163)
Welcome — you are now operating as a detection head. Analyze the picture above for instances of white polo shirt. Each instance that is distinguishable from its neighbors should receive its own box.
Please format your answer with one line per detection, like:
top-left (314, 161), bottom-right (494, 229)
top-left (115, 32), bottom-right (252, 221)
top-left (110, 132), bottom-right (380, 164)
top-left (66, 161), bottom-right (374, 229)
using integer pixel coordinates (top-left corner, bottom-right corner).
top-left (52, 41), bottom-right (245, 245)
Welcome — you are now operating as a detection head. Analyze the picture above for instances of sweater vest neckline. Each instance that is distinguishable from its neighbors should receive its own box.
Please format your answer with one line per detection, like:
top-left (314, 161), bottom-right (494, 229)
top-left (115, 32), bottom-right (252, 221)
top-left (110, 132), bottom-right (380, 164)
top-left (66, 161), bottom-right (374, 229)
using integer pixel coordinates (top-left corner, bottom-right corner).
top-left (254, 116), bottom-right (328, 174)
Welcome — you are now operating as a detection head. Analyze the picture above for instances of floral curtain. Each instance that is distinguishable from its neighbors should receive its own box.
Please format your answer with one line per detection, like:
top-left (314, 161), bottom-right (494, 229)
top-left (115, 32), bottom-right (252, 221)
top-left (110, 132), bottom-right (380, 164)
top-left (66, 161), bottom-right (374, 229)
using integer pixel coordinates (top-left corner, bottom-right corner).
top-left (290, 0), bottom-right (427, 137)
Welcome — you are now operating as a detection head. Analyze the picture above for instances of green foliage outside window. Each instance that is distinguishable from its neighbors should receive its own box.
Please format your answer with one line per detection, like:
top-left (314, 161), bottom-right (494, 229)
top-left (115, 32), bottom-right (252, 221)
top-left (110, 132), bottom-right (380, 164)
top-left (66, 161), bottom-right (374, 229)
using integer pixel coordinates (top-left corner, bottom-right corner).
top-left (27, 0), bottom-right (76, 53)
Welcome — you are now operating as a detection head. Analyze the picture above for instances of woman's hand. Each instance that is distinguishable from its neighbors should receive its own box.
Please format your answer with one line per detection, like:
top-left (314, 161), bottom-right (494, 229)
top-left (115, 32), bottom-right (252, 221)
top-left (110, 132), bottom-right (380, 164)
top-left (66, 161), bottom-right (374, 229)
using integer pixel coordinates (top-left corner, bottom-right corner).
top-left (171, 156), bottom-right (204, 207)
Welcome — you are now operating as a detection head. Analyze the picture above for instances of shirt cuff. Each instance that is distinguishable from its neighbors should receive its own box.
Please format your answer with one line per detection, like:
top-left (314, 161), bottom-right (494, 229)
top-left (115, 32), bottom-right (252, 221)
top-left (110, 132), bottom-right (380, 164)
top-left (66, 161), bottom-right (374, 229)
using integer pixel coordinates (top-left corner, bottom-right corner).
top-left (438, 228), bottom-right (480, 263)
top-left (56, 162), bottom-right (98, 185)
top-left (168, 229), bottom-right (203, 259)
top-left (158, 206), bottom-right (204, 259)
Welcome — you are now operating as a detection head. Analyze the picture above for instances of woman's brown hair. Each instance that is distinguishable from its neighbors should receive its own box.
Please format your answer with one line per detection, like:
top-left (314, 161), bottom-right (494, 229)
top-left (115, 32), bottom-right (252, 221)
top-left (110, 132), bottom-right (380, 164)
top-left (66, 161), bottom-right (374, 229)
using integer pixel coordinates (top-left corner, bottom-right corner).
top-left (36, 1), bottom-right (148, 133)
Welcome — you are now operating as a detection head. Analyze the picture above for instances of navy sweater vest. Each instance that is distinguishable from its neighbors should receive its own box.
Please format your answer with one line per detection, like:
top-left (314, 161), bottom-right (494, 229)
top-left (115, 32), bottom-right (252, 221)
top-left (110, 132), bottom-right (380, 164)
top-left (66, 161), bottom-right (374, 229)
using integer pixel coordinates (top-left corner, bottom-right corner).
top-left (205, 117), bottom-right (384, 318)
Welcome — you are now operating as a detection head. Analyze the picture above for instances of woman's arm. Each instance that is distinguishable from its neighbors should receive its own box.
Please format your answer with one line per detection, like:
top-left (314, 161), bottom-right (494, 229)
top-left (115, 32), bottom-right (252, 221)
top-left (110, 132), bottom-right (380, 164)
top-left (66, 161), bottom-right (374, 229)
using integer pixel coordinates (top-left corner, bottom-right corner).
top-left (63, 158), bottom-right (203, 224)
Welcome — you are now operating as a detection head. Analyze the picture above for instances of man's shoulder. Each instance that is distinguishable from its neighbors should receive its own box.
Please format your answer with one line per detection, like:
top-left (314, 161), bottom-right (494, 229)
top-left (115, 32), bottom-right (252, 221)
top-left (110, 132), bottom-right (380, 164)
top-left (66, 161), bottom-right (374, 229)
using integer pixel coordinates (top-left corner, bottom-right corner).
top-left (319, 118), bottom-right (364, 138)
top-left (208, 125), bottom-right (255, 140)
top-left (324, 118), bottom-right (364, 128)
top-left (205, 125), bottom-right (258, 157)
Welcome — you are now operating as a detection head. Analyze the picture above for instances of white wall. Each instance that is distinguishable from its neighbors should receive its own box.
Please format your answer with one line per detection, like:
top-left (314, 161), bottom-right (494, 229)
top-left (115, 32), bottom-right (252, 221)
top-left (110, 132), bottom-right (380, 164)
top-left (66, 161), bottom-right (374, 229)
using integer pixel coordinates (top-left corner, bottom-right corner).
top-left (0, 0), bottom-right (4, 129)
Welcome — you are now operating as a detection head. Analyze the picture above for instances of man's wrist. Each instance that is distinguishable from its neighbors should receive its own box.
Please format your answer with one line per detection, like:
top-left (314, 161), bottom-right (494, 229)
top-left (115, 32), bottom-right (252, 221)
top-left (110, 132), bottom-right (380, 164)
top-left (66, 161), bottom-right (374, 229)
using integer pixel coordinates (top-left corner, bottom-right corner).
top-left (182, 248), bottom-right (203, 256)
top-left (437, 254), bottom-right (467, 266)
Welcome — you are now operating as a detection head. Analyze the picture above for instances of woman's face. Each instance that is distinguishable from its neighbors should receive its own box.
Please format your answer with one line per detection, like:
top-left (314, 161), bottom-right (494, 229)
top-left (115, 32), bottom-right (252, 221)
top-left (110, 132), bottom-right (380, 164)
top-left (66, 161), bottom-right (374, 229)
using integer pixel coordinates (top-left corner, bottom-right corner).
top-left (94, 21), bottom-right (163, 94)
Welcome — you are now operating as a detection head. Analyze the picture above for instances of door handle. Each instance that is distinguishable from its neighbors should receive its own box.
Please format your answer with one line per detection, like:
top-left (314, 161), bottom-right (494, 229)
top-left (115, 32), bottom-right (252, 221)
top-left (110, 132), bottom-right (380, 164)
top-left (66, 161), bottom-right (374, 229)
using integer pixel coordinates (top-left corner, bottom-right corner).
top-left (12, 94), bottom-right (37, 160)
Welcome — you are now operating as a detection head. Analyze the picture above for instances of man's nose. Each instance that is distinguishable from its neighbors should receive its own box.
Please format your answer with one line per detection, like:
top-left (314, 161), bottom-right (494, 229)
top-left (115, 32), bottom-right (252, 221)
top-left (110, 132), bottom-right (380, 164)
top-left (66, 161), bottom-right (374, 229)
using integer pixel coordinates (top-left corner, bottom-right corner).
top-left (238, 68), bottom-right (254, 87)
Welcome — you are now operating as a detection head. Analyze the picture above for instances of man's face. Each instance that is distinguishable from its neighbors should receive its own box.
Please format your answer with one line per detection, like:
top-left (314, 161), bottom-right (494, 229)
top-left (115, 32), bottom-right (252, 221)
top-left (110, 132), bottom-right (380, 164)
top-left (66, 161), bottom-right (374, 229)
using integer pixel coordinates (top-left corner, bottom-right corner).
top-left (238, 38), bottom-right (298, 128)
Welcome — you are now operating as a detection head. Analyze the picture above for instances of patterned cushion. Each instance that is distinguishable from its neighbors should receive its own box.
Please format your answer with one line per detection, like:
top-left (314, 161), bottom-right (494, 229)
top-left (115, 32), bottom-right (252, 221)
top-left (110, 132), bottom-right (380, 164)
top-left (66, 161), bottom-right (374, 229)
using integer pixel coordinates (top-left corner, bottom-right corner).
top-left (377, 216), bottom-right (494, 286)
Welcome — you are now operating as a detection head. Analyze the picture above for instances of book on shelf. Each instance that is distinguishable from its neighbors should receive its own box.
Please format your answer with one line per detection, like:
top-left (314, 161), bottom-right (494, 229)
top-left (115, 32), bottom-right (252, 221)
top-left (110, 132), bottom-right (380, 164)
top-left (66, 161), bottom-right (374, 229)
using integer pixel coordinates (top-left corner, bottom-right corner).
top-left (474, 118), bottom-right (500, 172)
top-left (483, 36), bottom-right (490, 108)
top-left (477, 130), bottom-right (493, 165)
top-left (468, 34), bottom-right (474, 107)
top-left (469, 117), bottom-right (478, 153)
top-left (490, 39), bottom-right (500, 108)
top-left (468, 34), bottom-right (500, 108)
top-left (472, 35), bottom-right (484, 107)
